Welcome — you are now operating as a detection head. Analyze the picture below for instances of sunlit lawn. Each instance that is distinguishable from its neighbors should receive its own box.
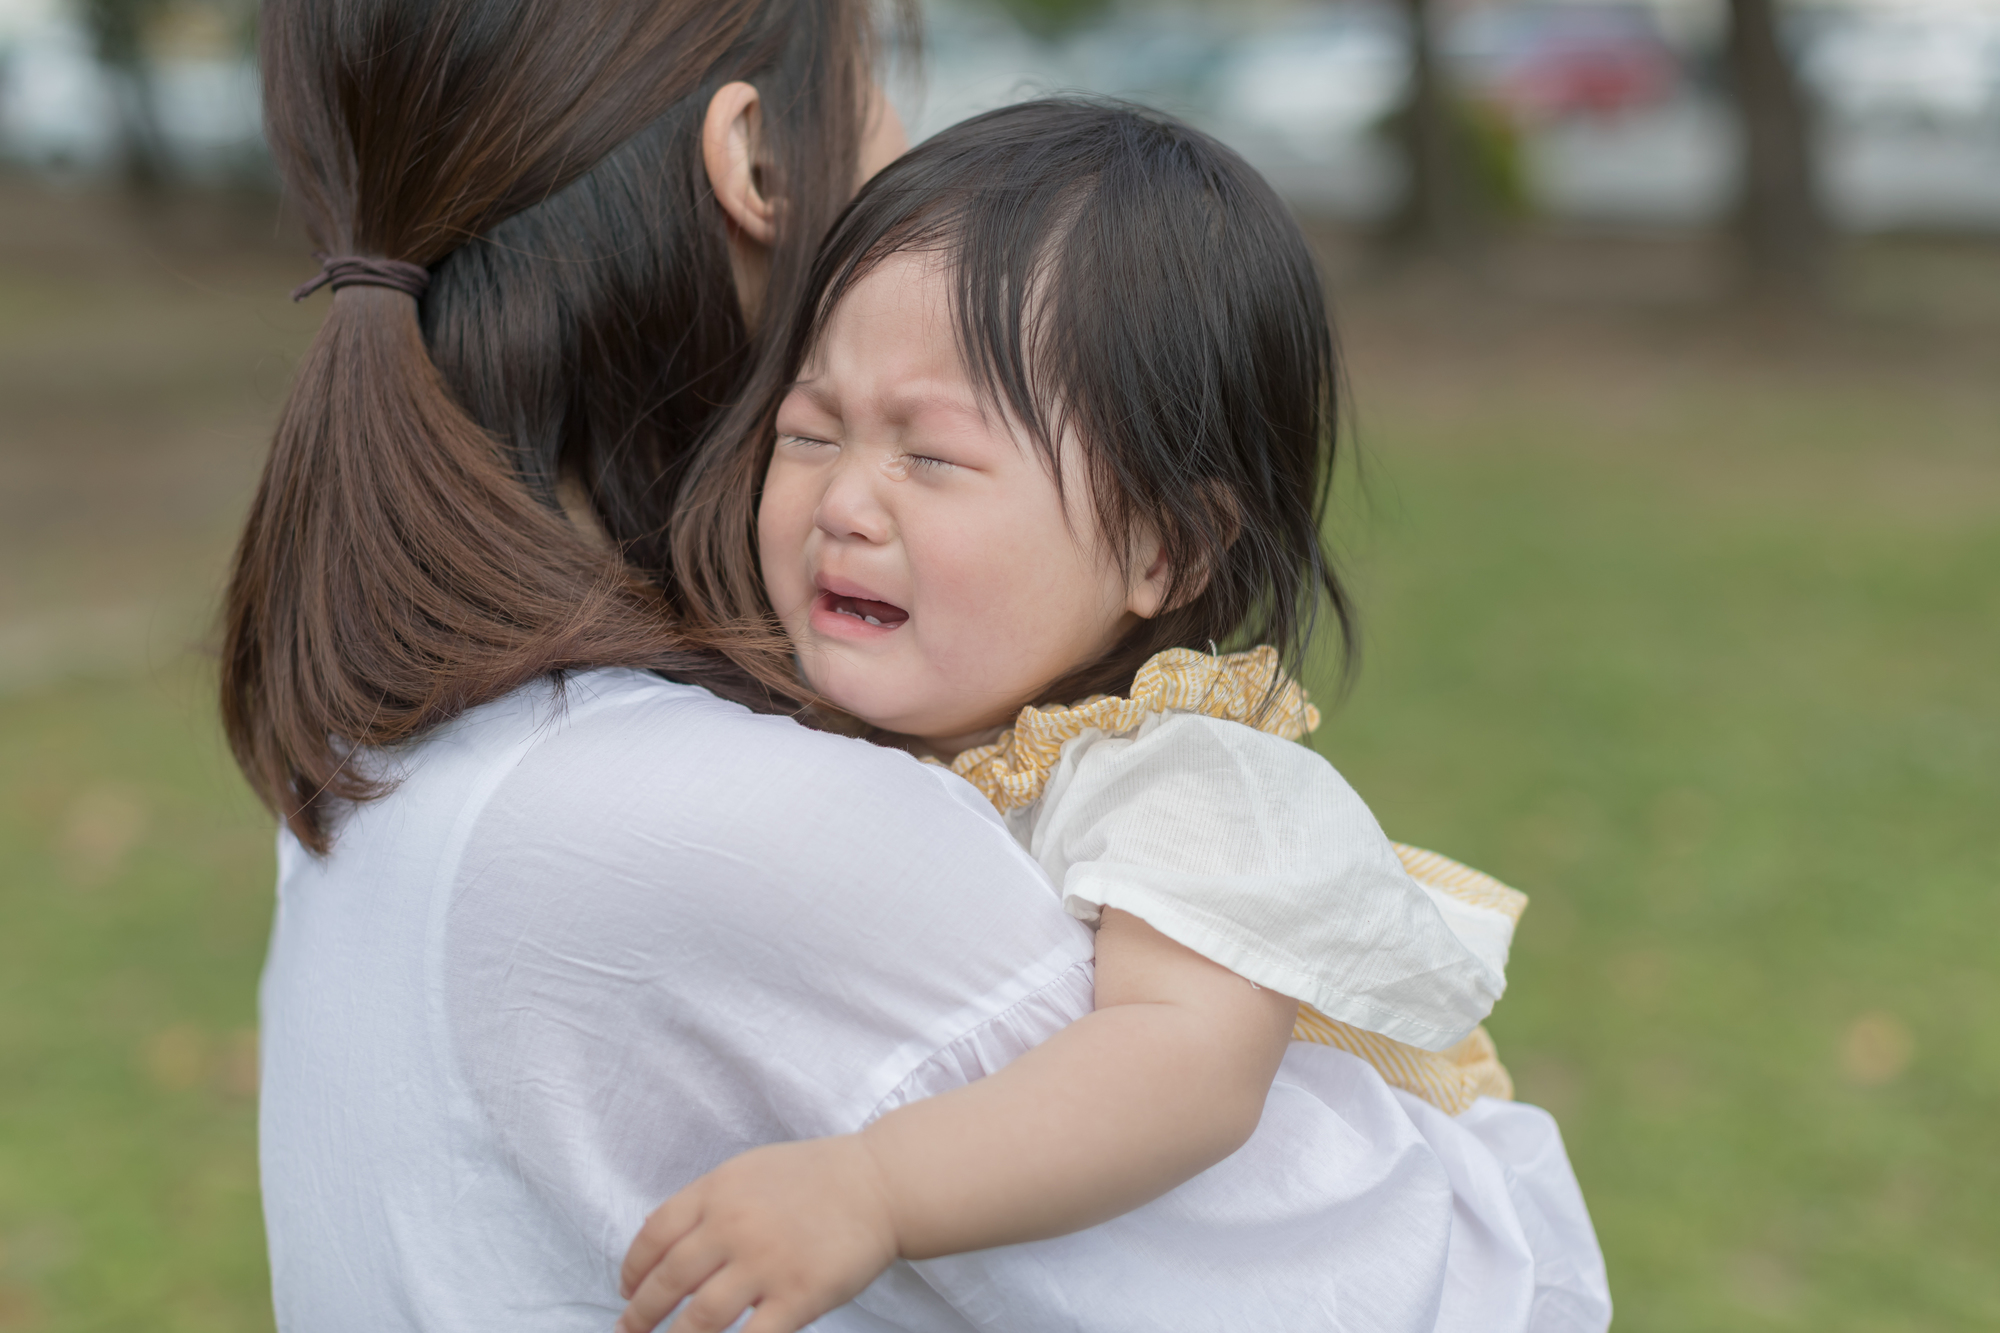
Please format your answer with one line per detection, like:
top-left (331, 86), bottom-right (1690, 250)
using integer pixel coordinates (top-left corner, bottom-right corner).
top-left (1, 209), bottom-right (1996, 1330)
top-left (1310, 322), bottom-right (2000, 1330)
top-left (0, 667), bottom-right (274, 1332)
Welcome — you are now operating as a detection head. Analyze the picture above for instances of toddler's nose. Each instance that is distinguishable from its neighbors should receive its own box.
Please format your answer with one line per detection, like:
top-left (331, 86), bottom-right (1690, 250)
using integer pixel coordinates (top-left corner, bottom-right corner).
top-left (813, 452), bottom-right (893, 545)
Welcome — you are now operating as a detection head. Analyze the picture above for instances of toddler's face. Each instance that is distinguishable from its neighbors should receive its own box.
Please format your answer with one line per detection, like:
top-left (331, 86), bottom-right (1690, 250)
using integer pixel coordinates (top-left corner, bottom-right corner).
top-left (758, 251), bottom-right (1168, 755)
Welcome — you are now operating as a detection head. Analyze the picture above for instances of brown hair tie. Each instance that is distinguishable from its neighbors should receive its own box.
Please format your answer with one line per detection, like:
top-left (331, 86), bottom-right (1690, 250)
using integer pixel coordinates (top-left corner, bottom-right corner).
top-left (290, 252), bottom-right (431, 302)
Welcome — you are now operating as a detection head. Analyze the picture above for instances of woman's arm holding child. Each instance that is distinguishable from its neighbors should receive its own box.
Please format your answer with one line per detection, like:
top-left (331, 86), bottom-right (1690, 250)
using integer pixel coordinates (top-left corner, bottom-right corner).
top-left (615, 908), bottom-right (1298, 1333)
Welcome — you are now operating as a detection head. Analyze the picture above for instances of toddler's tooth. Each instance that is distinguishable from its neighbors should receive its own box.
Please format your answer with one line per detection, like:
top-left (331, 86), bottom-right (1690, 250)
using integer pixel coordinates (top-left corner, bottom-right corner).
top-left (863, 615), bottom-right (881, 626)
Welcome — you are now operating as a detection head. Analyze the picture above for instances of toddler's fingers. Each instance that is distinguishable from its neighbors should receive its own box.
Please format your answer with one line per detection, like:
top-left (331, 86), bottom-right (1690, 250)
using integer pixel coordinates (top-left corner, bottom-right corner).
top-left (620, 1190), bottom-right (703, 1299)
top-left (616, 1231), bottom-right (727, 1333)
top-left (663, 1266), bottom-right (762, 1333)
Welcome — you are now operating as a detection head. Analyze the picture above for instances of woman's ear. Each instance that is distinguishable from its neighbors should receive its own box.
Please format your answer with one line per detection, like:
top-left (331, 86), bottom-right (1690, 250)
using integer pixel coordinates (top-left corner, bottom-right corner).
top-left (702, 82), bottom-right (776, 246)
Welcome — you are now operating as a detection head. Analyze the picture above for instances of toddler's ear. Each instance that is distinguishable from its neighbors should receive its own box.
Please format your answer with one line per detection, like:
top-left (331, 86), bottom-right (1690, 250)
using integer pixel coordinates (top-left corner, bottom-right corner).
top-left (1126, 482), bottom-right (1240, 619)
top-left (1126, 531), bottom-right (1173, 620)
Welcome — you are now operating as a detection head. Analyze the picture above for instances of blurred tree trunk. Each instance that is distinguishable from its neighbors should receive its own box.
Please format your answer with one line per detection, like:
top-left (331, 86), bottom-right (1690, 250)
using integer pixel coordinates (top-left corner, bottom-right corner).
top-left (82, 0), bottom-right (174, 197)
top-left (1726, 0), bottom-right (1826, 297)
top-left (1387, 0), bottom-right (1476, 257)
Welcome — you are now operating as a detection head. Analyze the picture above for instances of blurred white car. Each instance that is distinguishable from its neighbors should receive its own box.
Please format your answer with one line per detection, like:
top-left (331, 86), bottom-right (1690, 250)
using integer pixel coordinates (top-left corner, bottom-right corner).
top-left (1801, 7), bottom-right (2000, 127)
top-left (0, 14), bottom-right (119, 169)
top-left (893, 3), bottom-right (1072, 144)
top-left (0, 4), bottom-right (260, 178)
top-left (1208, 5), bottom-right (1411, 151)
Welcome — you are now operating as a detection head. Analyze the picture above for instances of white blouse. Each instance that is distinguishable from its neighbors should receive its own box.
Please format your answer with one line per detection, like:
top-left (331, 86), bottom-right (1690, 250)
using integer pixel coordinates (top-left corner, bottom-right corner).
top-left (1013, 711), bottom-right (1509, 1051)
top-left (257, 668), bottom-right (1610, 1332)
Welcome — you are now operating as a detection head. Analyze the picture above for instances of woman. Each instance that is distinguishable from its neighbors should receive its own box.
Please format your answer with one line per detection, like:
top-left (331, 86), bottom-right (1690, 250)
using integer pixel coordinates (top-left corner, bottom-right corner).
top-left (228, 2), bottom-right (1612, 1330)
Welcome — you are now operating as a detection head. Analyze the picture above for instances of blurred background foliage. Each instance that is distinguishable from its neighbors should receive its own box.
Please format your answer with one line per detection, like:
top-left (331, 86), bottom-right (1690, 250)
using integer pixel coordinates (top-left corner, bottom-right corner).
top-left (993, 0), bottom-right (1117, 38)
top-left (1, 0), bottom-right (1997, 1329)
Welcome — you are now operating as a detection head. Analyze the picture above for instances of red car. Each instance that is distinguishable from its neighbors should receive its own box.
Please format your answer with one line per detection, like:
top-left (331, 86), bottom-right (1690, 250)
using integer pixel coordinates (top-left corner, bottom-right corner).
top-left (1454, 4), bottom-right (1681, 120)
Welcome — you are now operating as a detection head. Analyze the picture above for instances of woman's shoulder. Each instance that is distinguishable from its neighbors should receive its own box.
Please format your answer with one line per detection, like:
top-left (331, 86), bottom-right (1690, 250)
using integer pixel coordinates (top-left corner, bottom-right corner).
top-left (431, 672), bottom-right (1094, 1157)
top-left (351, 666), bottom-right (1012, 883)
top-left (513, 667), bottom-right (984, 802)
top-left (451, 668), bottom-right (1017, 875)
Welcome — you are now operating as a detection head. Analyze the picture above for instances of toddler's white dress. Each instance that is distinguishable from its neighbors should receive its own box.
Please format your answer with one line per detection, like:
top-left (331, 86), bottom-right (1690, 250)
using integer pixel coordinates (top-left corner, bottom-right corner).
top-left (949, 646), bottom-right (1527, 1114)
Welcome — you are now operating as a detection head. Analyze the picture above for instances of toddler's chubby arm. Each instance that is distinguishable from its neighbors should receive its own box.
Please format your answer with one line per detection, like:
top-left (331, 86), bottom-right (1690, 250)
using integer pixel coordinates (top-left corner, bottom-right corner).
top-left (615, 908), bottom-right (1298, 1333)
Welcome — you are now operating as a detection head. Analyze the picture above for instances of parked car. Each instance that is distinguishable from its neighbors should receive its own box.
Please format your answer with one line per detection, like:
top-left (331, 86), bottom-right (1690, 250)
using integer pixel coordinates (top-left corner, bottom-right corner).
top-left (1207, 3), bottom-right (1411, 150)
top-left (1800, 6), bottom-right (2000, 128)
top-left (1451, 3), bottom-right (1680, 122)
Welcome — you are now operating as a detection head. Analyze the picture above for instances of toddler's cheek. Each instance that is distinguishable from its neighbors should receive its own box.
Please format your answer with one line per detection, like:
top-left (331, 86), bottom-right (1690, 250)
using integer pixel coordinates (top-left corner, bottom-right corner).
top-left (809, 656), bottom-right (905, 734)
top-left (755, 523), bottom-right (808, 621)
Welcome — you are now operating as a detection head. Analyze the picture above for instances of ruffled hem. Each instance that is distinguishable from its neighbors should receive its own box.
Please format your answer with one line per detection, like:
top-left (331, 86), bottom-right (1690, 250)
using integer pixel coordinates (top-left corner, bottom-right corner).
top-left (866, 959), bottom-right (1099, 1122)
top-left (1061, 877), bottom-right (1485, 1053)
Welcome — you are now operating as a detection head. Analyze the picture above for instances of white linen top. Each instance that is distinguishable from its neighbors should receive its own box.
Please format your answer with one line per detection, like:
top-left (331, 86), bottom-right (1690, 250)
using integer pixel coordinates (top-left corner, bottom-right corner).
top-left (1011, 712), bottom-right (1510, 1052)
top-left (258, 668), bottom-right (1611, 1333)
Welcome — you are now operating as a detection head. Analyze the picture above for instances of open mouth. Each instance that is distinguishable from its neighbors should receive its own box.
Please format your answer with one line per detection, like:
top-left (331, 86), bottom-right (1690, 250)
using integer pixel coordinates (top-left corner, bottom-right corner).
top-left (814, 590), bottom-right (909, 631)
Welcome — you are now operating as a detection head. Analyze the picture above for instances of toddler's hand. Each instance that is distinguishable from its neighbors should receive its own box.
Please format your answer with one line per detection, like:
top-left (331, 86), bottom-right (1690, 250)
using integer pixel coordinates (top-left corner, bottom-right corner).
top-left (616, 1134), bottom-right (900, 1333)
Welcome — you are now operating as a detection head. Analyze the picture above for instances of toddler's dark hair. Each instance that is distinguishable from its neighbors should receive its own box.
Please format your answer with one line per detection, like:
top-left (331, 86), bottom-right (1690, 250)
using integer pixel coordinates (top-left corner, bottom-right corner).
top-left (683, 97), bottom-right (1354, 703)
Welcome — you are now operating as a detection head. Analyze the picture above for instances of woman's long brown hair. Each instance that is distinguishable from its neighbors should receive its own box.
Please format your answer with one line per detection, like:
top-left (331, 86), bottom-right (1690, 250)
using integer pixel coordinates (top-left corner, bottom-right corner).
top-left (225, 0), bottom-right (881, 852)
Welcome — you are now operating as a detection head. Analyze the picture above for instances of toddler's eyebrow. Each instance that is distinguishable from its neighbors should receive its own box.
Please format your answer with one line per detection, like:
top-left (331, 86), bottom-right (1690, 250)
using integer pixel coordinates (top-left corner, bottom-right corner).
top-left (782, 379), bottom-right (840, 414)
top-left (785, 375), bottom-right (985, 430)
top-left (882, 380), bottom-right (984, 427)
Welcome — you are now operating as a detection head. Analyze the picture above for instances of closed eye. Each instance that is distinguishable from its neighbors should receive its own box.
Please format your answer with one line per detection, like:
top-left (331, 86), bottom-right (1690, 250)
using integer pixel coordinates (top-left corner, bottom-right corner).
top-left (905, 453), bottom-right (957, 473)
top-left (776, 433), bottom-right (836, 451)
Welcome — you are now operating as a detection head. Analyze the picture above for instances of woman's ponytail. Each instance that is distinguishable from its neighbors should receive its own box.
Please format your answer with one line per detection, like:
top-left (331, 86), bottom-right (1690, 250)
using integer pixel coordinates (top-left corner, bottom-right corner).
top-left (224, 0), bottom-right (874, 850)
top-left (224, 284), bottom-right (750, 850)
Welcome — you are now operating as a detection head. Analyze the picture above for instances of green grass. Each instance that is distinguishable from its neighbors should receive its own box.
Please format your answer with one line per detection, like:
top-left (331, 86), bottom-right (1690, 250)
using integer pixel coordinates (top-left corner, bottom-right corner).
top-left (0, 665), bottom-right (276, 1332)
top-left (1307, 354), bottom-right (2000, 1330)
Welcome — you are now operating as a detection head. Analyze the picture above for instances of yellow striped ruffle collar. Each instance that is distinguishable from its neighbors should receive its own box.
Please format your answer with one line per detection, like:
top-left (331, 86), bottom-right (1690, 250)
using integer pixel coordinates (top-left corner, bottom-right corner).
top-left (948, 646), bottom-right (1321, 812)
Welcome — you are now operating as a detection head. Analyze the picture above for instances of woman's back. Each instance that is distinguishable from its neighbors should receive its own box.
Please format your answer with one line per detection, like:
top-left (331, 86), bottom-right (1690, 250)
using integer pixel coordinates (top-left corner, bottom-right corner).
top-left (261, 670), bottom-right (1107, 1329)
top-left (258, 671), bottom-right (1609, 1332)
